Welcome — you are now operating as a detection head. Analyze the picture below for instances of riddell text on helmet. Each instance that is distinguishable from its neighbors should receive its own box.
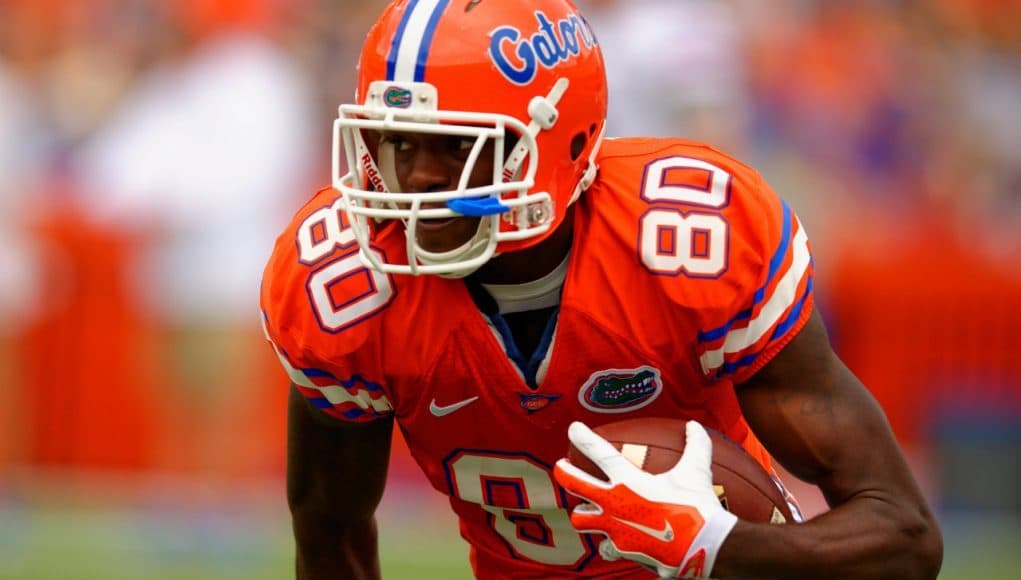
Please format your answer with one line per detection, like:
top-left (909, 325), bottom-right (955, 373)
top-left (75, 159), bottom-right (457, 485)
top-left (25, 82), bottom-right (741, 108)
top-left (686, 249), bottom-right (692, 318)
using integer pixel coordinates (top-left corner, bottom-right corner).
top-left (361, 153), bottom-right (387, 193)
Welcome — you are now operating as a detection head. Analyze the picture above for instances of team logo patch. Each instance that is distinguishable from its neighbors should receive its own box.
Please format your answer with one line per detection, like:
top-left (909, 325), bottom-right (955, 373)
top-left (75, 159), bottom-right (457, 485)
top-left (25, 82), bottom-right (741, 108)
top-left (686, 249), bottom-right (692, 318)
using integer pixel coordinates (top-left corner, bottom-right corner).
top-left (578, 366), bottom-right (663, 413)
top-left (383, 86), bottom-right (413, 108)
top-left (488, 10), bottom-right (597, 85)
top-left (519, 393), bottom-right (560, 414)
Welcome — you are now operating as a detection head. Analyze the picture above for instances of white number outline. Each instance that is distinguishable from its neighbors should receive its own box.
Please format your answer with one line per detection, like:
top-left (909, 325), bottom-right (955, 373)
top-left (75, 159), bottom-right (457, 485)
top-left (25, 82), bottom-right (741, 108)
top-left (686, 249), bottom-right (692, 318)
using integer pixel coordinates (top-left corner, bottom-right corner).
top-left (443, 450), bottom-right (597, 570)
top-left (638, 156), bottom-right (733, 278)
top-left (297, 200), bottom-right (357, 265)
top-left (639, 208), bottom-right (730, 277)
top-left (640, 155), bottom-right (732, 208)
top-left (296, 197), bottom-right (396, 333)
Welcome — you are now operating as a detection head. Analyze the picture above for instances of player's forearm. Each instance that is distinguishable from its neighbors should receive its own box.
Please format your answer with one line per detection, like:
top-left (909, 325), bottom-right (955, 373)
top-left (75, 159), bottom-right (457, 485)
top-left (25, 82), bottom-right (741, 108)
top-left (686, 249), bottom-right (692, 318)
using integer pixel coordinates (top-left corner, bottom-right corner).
top-left (712, 496), bottom-right (942, 579)
top-left (293, 515), bottom-right (381, 580)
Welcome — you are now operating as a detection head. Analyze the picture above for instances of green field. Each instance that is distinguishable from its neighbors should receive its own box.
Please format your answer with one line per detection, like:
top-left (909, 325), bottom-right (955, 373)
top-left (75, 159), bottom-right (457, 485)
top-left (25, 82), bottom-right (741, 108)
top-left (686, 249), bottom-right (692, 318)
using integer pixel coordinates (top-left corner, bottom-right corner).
top-left (0, 480), bottom-right (1016, 579)
top-left (0, 478), bottom-right (471, 580)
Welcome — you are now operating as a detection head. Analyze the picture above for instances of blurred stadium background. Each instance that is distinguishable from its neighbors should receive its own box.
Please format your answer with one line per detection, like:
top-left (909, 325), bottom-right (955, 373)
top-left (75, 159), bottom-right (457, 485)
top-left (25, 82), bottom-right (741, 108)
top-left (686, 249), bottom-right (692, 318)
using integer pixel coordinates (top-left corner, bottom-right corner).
top-left (1, 0), bottom-right (1019, 577)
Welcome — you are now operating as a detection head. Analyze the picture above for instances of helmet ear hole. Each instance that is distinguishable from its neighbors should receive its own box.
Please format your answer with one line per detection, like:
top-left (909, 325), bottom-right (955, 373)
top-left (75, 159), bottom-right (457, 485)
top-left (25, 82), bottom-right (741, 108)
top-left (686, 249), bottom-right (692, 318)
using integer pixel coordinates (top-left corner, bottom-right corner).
top-left (570, 132), bottom-right (588, 161)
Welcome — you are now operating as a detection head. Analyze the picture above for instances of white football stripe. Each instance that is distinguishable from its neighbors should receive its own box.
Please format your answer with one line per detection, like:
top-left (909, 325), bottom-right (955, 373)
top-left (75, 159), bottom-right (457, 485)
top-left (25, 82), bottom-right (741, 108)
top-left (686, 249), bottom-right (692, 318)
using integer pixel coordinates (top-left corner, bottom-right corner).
top-left (620, 444), bottom-right (649, 470)
top-left (700, 223), bottom-right (811, 374)
top-left (311, 383), bottom-right (394, 413)
top-left (393, 0), bottom-right (445, 82)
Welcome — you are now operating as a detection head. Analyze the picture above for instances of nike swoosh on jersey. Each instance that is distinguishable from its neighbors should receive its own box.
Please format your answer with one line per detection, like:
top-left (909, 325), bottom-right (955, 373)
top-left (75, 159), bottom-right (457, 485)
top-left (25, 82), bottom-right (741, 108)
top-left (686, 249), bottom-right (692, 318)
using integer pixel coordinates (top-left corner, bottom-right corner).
top-left (429, 396), bottom-right (480, 417)
top-left (612, 516), bottom-right (675, 542)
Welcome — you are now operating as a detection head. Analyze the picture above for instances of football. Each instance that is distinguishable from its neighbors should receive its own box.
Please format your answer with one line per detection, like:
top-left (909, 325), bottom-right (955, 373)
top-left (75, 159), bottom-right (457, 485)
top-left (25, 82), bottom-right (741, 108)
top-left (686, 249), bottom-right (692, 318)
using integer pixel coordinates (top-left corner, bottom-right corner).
top-left (566, 417), bottom-right (793, 524)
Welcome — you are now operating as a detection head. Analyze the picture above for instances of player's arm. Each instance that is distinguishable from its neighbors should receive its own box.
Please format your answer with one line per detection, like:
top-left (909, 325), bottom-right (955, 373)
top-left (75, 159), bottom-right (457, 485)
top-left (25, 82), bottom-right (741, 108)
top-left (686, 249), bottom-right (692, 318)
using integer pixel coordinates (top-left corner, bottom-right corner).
top-left (715, 309), bottom-right (943, 579)
top-left (286, 383), bottom-right (394, 580)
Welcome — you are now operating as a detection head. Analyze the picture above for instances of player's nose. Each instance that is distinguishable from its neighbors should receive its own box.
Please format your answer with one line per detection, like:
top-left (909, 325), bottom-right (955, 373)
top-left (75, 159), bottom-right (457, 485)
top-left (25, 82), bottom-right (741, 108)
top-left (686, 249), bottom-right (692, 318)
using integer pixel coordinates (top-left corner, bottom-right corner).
top-left (404, 146), bottom-right (452, 194)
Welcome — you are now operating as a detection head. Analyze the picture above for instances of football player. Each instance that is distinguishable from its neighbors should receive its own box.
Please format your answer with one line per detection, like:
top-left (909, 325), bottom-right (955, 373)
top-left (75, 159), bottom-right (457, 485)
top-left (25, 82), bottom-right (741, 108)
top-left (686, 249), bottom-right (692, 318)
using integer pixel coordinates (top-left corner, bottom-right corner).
top-left (261, 0), bottom-right (943, 578)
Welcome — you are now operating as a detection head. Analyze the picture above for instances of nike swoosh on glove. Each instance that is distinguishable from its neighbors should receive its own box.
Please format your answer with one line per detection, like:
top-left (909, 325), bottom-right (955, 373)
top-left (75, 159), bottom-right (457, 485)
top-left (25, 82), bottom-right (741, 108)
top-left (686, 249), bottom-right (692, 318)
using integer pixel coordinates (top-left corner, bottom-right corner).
top-left (553, 421), bottom-right (738, 579)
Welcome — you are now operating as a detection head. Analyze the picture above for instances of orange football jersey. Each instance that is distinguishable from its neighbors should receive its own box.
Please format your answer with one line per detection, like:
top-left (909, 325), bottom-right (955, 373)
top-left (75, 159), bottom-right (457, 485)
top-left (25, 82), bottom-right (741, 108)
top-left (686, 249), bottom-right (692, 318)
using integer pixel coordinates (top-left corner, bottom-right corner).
top-left (261, 137), bottom-right (813, 578)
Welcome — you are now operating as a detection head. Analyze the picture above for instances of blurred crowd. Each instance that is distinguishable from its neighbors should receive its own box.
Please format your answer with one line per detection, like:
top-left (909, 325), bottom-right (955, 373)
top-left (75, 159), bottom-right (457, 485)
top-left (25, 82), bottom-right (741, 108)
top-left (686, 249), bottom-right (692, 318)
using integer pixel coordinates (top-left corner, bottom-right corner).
top-left (0, 0), bottom-right (1019, 514)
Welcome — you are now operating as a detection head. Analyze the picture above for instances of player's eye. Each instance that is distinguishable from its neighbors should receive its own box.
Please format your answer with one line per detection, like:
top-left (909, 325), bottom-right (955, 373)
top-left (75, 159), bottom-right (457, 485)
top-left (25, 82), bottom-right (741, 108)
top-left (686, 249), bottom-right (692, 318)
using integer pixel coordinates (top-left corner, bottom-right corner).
top-left (381, 134), bottom-right (414, 152)
top-left (447, 136), bottom-right (477, 159)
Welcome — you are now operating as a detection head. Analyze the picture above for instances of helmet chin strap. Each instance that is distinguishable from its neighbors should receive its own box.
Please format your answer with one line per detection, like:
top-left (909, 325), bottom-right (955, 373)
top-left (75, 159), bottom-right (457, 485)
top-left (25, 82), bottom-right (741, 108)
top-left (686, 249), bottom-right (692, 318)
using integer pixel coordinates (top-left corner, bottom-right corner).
top-left (569, 122), bottom-right (606, 205)
top-left (375, 141), bottom-right (402, 197)
top-left (502, 78), bottom-right (568, 184)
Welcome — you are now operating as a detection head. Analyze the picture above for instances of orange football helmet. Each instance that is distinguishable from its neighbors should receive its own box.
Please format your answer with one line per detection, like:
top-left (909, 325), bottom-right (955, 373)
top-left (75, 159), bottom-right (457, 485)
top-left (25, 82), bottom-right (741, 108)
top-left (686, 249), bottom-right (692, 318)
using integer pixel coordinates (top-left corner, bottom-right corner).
top-left (334, 0), bottom-right (608, 277)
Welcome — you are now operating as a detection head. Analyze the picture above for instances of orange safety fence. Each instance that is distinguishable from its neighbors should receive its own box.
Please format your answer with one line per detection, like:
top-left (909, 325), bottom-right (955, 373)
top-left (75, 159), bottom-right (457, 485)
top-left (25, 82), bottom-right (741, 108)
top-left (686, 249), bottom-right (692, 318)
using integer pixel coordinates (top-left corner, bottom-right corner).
top-left (825, 207), bottom-right (1021, 447)
top-left (14, 206), bottom-right (160, 471)
top-left (4, 204), bottom-right (419, 479)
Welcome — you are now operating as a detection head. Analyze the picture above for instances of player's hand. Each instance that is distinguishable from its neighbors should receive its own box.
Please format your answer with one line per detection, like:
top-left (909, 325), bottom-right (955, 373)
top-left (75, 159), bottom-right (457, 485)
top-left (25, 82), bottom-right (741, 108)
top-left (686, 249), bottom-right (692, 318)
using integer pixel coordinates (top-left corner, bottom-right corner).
top-left (553, 421), bottom-right (738, 579)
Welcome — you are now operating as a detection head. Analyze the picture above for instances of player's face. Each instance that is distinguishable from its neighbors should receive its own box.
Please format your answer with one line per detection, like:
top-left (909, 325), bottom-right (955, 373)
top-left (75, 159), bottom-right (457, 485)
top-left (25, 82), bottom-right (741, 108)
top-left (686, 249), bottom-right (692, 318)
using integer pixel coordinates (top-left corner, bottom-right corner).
top-left (372, 130), bottom-right (494, 253)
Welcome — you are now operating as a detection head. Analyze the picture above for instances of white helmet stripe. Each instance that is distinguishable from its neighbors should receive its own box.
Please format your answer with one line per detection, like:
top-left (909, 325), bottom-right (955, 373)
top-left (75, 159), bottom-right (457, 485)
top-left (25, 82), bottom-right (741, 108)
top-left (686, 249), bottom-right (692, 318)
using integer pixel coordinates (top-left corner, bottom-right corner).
top-left (387, 0), bottom-right (451, 82)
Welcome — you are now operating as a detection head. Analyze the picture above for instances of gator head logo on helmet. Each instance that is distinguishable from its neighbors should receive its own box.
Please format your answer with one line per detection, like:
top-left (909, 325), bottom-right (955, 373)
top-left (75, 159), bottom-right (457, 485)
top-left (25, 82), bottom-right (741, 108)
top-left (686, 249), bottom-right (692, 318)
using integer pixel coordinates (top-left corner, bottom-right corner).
top-left (383, 86), bottom-right (414, 108)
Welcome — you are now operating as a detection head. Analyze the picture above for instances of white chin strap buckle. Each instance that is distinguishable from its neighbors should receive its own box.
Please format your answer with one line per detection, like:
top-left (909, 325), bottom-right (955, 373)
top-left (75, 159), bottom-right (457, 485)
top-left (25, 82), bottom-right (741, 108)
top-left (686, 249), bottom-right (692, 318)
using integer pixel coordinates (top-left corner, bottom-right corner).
top-left (528, 95), bottom-right (560, 130)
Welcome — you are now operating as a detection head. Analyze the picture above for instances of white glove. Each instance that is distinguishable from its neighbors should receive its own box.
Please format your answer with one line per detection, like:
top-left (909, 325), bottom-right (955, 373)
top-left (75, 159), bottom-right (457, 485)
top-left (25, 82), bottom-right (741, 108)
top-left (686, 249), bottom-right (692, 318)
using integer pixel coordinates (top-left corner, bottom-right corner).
top-left (554, 421), bottom-right (737, 578)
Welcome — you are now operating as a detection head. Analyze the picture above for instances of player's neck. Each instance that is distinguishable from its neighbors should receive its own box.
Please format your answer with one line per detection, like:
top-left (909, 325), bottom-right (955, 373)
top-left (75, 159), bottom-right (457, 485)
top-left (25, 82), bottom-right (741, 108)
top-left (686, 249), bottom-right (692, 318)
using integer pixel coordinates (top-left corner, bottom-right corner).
top-left (475, 206), bottom-right (575, 285)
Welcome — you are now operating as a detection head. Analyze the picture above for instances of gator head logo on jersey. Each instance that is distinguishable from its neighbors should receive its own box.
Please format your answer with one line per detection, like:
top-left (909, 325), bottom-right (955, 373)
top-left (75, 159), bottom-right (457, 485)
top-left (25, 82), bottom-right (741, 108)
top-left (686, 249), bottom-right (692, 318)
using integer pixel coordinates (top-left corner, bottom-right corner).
top-left (488, 10), bottom-right (598, 85)
top-left (578, 366), bottom-right (663, 413)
